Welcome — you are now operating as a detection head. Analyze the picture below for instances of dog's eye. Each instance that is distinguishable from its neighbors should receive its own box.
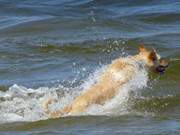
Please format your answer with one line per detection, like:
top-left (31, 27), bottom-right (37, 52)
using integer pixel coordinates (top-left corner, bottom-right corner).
top-left (151, 56), bottom-right (157, 62)
top-left (152, 58), bottom-right (157, 62)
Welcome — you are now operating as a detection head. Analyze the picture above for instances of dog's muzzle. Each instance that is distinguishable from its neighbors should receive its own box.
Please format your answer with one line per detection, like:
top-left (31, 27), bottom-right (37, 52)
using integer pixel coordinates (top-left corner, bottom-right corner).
top-left (155, 58), bottom-right (169, 74)
top-left (156, 65), bottom-right (167, 74)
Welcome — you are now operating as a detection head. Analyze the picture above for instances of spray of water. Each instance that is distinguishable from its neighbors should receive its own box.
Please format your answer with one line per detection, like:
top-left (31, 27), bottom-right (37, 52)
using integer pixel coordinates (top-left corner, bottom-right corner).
top-left (0, 58), bottom-right (148, 123)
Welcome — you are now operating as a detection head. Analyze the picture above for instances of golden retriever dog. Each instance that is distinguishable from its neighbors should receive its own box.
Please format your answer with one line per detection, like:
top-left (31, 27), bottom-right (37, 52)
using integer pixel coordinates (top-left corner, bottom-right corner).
top-left (43, 44), bottom-right (169, 118)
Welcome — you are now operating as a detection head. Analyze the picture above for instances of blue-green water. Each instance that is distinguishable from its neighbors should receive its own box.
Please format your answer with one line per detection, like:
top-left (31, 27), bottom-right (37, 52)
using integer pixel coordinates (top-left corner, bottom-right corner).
top-left (0, 0), bottom-right (179, 134)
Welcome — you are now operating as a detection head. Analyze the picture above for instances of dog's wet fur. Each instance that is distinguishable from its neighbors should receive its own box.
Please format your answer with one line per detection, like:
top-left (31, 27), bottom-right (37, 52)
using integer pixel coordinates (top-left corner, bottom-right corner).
top-left (43, 45), bottom-right (169, 118)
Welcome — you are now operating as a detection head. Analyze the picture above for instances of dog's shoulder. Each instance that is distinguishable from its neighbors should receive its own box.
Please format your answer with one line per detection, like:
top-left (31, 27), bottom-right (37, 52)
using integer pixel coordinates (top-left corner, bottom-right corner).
top-left (109, 58), bottom-right (133, 71)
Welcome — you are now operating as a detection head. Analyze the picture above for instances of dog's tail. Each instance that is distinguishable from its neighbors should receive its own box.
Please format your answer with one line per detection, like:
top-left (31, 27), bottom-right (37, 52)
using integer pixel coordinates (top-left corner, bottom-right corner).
top-left (42, 98), bottom-right (72, 118)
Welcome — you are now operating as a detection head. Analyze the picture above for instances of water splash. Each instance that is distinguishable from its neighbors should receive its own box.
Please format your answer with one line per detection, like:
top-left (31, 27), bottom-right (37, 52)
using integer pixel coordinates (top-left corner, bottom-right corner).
top-left (0, 59), bottom-right (148, 123)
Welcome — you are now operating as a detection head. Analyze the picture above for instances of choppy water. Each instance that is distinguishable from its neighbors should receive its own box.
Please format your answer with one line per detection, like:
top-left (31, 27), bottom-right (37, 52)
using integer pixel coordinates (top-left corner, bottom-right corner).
top-left (0, 0), bottom-right (180, 134)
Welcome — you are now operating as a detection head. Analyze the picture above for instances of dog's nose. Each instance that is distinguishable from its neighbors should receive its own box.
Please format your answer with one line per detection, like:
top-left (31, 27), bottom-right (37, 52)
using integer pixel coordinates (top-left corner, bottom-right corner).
top-left (156, 65), bottom-right (166, 73)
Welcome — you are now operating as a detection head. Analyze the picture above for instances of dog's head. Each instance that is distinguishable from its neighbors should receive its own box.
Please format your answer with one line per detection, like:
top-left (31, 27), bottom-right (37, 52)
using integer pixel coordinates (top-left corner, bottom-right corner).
top-left (138, 44), bottom-right (169, 74)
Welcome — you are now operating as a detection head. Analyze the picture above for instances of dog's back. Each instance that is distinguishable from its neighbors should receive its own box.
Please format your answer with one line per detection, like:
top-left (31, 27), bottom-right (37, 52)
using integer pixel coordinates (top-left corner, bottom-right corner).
top-left (47, 57), bottom-right (136, 117)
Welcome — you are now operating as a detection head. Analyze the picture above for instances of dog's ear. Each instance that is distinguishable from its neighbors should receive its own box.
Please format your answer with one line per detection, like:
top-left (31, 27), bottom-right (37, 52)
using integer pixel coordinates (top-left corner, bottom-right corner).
top-left (139, 43), bottom-right (147, 52)
top-left (149, 48), bottom-right (157, 61)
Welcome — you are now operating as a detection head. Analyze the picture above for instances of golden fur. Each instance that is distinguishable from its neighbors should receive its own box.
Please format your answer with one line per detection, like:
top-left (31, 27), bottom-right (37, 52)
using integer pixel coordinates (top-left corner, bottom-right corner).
top-left (43, 45), bottom-right (168, 118)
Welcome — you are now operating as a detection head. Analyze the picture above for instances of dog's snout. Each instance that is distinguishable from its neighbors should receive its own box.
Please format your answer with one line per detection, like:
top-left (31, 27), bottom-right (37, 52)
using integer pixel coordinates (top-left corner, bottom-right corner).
top-left (156, 65), bottom-right (166, 73)
top-left (155, 58), bottom-right (169, 74)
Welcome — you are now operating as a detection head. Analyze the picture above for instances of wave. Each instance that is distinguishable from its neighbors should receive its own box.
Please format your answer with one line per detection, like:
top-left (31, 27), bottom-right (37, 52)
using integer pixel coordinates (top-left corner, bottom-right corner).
top-left (131, 94), bottom-right (180, 114)
top-left (136, 12), bottom-right (180, 24)
top-left (0, 59), bottom-right (150, 123)
top-left (33, 39), bottom-right (128, 55)
top-left (0, 15), bottom-right (53, 30)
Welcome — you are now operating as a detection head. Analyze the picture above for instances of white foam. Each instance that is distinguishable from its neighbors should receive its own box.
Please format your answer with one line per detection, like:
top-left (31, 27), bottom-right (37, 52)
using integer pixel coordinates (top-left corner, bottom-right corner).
top-left (0, 59), bottom-right (148, 123)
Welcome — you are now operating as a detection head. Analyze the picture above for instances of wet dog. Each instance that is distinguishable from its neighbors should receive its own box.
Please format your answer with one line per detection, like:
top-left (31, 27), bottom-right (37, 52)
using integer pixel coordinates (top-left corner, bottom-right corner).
top-left (43, 44), bottom-right (169, 118)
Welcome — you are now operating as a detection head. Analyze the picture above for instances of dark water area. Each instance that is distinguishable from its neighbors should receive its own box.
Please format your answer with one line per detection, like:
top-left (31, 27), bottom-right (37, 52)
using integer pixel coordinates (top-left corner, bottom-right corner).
top-left (0, 0), bottom-right (179, 135)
